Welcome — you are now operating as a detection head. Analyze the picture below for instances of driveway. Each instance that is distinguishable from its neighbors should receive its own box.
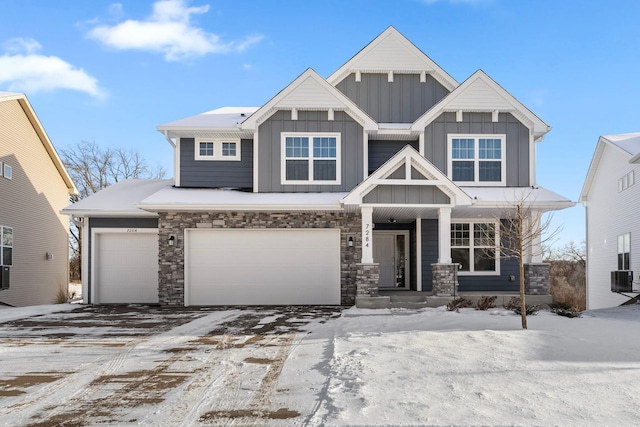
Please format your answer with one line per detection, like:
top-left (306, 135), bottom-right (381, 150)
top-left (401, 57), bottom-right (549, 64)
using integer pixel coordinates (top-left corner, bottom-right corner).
top-left (0, 305), bottom-right (342, 426)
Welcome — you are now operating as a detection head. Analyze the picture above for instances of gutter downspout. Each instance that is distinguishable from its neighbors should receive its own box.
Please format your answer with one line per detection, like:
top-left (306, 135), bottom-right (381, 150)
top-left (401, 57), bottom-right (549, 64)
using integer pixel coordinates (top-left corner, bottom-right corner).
top-left (162, 131), bottom-right (179, 187)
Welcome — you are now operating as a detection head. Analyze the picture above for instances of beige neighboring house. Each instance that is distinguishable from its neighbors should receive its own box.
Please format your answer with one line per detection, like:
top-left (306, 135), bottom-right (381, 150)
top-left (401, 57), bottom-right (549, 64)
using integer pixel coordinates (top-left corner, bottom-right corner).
top-left (0, 91), bottom-right (76, 306)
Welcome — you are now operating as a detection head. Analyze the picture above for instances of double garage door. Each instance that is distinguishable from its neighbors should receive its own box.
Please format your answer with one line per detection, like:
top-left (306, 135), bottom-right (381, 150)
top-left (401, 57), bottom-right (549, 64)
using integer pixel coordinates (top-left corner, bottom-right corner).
top-left (185, 229), bottom-right (341, 306)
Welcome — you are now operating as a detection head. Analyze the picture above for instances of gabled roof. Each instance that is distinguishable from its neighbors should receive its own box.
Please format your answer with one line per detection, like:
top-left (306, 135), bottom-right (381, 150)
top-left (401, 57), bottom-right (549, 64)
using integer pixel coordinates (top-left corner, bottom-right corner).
top-left (327, 26), bottom-right (458, 92)
top-left (0, 91), bottom-right (76, 194)
top-left (156, 107), bottom-right (259, 140)
top-left (410, 70), bottom-right (551, 139)
top-left (580, 133), bottom-right (640, 203)
top-left (241, 68), bottom-right (377, 131)
top-left (342, 144), bottom-right (472, 206)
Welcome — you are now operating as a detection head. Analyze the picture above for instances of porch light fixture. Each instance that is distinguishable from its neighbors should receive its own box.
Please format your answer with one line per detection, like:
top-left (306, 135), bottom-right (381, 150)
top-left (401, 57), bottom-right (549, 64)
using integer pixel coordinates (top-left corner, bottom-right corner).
top-left (348, 236), bottom-right (354, 247)
top-left (168, 235), bottom-right (176, 246)
top-left (388, 218), bottom-right (397, 223)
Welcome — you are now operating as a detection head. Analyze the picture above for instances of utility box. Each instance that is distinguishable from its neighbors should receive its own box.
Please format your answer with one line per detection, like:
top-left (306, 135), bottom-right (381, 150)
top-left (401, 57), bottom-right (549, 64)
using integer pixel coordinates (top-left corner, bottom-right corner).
top-left (611, 270), bottom-right (634, 293)
top-left (0, 266), bottom-right (9, 290)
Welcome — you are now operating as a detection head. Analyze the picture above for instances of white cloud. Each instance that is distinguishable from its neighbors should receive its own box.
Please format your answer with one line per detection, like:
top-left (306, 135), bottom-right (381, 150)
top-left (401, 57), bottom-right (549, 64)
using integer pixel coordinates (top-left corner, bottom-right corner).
top-left (87, 0), bottom-right (263, 61)
top-left (0, 38), bottom-right (105, 98)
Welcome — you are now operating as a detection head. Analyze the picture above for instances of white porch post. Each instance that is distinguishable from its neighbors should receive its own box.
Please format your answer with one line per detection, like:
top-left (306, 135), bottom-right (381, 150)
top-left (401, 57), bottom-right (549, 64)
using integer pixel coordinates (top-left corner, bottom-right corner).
top-left (416, 217), bottom-right (422, 291)
top-left (530, 210), bottom-right (543, 263)
top-left (438, 207), bottom-right (452, 263)
top-left (361, 206), bottom-right (374, 263)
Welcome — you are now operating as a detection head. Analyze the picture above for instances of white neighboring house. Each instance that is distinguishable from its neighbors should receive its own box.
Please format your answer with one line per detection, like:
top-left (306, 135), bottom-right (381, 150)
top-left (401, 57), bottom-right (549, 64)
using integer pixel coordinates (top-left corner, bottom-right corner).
top-left (580, 133), bottom-right (640, 309)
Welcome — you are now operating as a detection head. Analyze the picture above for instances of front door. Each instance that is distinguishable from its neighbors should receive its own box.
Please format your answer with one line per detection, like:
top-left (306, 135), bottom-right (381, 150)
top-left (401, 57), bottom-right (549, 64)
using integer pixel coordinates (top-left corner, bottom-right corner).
top-left (373, 231), bottom-right (409, 289)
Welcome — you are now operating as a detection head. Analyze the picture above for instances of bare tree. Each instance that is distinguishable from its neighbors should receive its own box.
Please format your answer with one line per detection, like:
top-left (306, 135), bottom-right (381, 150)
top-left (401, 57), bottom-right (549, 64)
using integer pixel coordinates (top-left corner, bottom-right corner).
top-left (61, 140), bottom-right (166, 280)
top-left (497, 192), bottom-right (561, 329)
top-left (545, 241), bottom-right (586, 310)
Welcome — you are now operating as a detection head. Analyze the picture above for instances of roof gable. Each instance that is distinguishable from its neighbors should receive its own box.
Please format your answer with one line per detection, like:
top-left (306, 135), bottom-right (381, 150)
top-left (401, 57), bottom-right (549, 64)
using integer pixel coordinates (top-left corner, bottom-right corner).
top-left (342, 145), bottom-right (472, 206)
top-left (411, 70), bottom-right (550, 139)
top-left (0, 92), bottom-right (76, 194)
top-left (327, 26), bottom-right (458, 91)
top-left (241, 68), bottom-right (376, 131)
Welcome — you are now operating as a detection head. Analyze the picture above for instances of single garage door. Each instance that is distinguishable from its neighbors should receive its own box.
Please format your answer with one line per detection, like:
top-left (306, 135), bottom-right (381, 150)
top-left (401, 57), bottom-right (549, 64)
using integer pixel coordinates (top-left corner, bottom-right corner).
top-left (93, 230), bottom-right (159, 304)
top-left (185, 229), bottom-right (340, 306)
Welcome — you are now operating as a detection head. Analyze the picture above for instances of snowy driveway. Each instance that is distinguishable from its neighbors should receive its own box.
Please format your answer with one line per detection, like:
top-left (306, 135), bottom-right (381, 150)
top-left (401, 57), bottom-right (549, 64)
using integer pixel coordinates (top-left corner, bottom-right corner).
top-left (0, 305), bottom-right (341, 426)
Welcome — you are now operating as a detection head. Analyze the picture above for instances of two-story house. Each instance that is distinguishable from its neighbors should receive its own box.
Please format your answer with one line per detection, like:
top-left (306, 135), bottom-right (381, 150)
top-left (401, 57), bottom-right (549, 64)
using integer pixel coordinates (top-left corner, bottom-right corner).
top-left (63, 27), bottom-right (573, 306)
top-left (580, 133), bottom-right (640, 309)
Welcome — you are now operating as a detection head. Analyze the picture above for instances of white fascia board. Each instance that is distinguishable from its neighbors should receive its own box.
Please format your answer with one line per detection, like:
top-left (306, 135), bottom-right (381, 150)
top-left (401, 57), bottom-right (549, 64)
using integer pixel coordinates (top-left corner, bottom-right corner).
top-left (410, 70), bottom-right (550, 138)
top-left (580, 138), bottom-right (610, 203)
top-left (136, 203), bottom-right (344, 212)
top-left (59, 209), bottom-right (158, 218)
top-left (241, 68), bottom-right (377, 132)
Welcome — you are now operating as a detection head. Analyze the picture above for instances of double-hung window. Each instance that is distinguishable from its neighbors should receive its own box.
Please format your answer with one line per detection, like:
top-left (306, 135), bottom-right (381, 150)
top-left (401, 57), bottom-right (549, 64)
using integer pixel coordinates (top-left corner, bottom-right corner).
top-left (448, 135), bottom-right (506, 185)
top-left (194, 139), bottom-right (240, 161)
top-left (451, 221), bottom-right (499, 274)
top-left (281, 133), bottom-right (340, 184)
top-left (1, 226), bottom-right (12, 266)
top-left (618, 233), bottom-right (631, 270)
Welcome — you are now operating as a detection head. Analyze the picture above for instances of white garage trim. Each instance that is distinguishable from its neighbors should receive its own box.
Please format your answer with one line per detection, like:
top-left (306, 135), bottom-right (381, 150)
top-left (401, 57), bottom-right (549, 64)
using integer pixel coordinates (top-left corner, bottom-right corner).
top-left (91, 228), bottom-right (159, 304)
top-left (184, 228), bottom-right (341, 306)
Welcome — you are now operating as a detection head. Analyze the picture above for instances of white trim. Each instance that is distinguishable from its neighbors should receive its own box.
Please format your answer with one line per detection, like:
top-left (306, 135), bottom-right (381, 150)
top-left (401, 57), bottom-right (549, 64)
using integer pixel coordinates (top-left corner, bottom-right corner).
top-left (418, 132), bottom-right (425, 156)
top-left (81, 219), bottom-right (89, 303)
top-left (388, 71), bottom-right (394, 83)
top-left (438, 208), bottom-right (452, 264)
top-left (416, 217), bottom-right (422, 291)
top-left (0, 161), bottom-right (2, 177)
top-left (373, 230), bottom-right (410, 289)
top-left (90, 228), bottom-right (158, 304)
top-left (0, 225), bottom-right (13, 266)
top-left (363, 130), bottom-right (369, 181)
top-left (3, 163), bottom-right (12, 180)
top-left (529, 132), bottom-right (536, 186)
top-left (174, 138), bottom-right (181, 187)
top-left (280, 132), bottom-right (341, 185)
top-left (291, 108), bottom-right (298, 121)
top-left (447, 134), bottom-right (506, 187)
top-left (327, 108), bottom-right (334, 121)
top-left (361, 207), bottom-right (374, 263)
top-left (451, 219), bottom-right (501, 276)
top-left (253, 128), bottom-right (259, 192)
top-left (194, 138), bottom-right (241, 161)
top-left (456, 110), bottom-right (463, 122)
top-left (420, 71), bottom-right (426, 83)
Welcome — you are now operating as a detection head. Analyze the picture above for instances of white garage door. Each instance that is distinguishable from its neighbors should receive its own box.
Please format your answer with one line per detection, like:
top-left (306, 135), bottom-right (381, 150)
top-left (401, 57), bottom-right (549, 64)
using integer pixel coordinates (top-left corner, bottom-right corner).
top-left (93, 230), bottom-right (159, 304)
top-left (185, 229), bottom-right (340, 306)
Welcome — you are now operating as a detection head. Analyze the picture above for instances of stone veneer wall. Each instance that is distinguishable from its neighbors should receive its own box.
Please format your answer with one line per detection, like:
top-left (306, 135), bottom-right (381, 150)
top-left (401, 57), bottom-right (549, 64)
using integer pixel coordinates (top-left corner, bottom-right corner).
top-left (431, 263), bottom-right (459, 296)
top-left (356, 263), bottom-right (380, 297)
top-left (158, 211), bottom-right (361, 306)
top-left (524, 263), bottom-right (550, 295)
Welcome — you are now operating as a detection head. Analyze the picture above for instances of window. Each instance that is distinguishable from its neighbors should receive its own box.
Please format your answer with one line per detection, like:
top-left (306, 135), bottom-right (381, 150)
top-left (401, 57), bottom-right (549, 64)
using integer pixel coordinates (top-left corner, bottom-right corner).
top-left (194, 139), bottom-right (240, 161)
top-left (448, 135), bottom-right (505, 185)
top-left (451, 221), bottom-right (499, 274)
top-left (3, 163), bottom-right (11, 180)
top-left (618, 233), bottom-right (630, 270)
top-left (281, 133), bottom-right (341, 184)
top-left (1, 226), bottom-right (12, 266)
top-left (618, 170), bottom-right (635, 192)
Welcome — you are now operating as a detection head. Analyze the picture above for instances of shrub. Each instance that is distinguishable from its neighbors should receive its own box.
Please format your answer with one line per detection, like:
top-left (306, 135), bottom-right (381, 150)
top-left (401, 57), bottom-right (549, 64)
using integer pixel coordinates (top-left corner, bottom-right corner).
top-left (549, 302), bottom-right (582, 318)
top-left (504, 296), bottom-right (540, 316)
top-left (55, 287), bottom-right (69, 304)
top-left (475, 295), bottom-right (497, 311)
top-left (503, 297), bottom-right (521, 311)
top-left (446, 297), bottom-right (473, 312)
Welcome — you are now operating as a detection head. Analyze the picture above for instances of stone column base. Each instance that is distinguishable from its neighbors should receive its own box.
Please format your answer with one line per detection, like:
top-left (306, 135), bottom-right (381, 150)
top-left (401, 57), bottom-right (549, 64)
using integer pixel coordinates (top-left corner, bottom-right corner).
top-left (356, 263), bottom-right (380, 297)
top-left (524, 263), bottom-right (550, 295)
top-left (431, 263), bottom-right (459, 296)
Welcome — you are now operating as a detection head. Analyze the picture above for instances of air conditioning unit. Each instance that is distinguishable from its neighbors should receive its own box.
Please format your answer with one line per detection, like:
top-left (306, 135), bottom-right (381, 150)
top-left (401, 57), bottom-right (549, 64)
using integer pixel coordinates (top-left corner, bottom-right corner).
top-left (611, 270), bottom-right (634, 293)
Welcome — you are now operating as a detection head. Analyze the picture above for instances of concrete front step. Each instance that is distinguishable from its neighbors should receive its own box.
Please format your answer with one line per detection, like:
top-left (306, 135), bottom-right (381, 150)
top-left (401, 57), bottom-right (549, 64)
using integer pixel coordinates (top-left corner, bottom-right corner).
top-left (356, 293), bottom-right (553, 309)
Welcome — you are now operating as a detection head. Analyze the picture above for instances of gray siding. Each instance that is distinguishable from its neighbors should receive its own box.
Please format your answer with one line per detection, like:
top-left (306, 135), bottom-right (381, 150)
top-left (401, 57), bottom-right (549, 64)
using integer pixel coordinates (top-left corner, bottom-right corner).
top-left (363, 185), bottom-right (450, 204)
top-left (421, 218), bottom-right (519, 292)
top-left (335, 73), bottom-right (450, 123)
top-left (87, 217), bottom-right (159, 303)
top-left (368, 140), bottom-right (418, 173)
top-left (423, 112), bottom-right (530, 187)
top-left (258, 110), bottom-right (364, 192)
top-left (179, 138), bottom-right (253, 189)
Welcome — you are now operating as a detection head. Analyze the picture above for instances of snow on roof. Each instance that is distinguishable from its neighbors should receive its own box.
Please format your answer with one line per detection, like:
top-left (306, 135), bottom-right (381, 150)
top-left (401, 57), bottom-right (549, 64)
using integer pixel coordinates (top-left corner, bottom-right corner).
top-left (601, 132), bottom-right (640, 159)
top-left (139, 186), bottom-right (347, 211)
top-left (61, 179), bottom-right (173, 217)
top-left (157, 107), bottom-right (260, 129)
top-left (463, 186), bottom-right (574, 208)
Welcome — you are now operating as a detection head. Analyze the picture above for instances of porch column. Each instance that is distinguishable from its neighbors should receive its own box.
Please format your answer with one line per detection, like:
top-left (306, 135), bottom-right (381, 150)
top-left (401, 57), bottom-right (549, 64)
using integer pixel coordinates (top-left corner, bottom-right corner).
top-left (529, 211), bottom-right (543, 263)
top-left (361, 206), bottom-right (374, 263)
top-left (437, 207), bottom-right (452, 263)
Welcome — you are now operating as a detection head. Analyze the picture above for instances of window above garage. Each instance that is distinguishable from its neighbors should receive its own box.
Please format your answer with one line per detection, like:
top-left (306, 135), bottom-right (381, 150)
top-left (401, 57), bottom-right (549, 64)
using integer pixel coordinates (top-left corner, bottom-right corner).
top-left (195, 138), bottom-right (240, 161)
top-left (281, 132), bottom-right (341, 185)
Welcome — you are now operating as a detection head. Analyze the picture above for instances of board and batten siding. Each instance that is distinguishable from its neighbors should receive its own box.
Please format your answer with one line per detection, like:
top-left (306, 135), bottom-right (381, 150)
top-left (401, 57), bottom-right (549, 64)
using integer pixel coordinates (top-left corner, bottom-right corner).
top-left (179, 138), bottom-right (253, 189)
top-left (586, 145), bottom-right (640, 309)
top-left (368, 140), bottom-right (419, 173)
top-left (363, 185), bottom-right (450, 204)
top-left (424, 112), bottom-right (530, 187)
top-left (0, 100), bottom-right (70, 307)
top-left (335, 73), bottom-right (450, 123)
top-left (257, 110), bottom-right (364, 192)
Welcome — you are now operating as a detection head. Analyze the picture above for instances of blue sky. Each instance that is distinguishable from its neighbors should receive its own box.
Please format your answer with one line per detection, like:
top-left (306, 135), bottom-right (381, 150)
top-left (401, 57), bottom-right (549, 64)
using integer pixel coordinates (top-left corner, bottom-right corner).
top-left (2, 0), bottom-right (639, 247)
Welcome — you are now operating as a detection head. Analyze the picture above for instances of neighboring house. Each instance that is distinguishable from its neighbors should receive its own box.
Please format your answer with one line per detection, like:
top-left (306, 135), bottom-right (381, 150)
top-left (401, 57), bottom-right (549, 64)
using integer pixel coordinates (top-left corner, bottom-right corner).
top-left (63, 27), bottom-right (573, 307)
top-left (580, 133), bottom-right (640, 309)
top-left (0, 91), bottom-right (77, 306)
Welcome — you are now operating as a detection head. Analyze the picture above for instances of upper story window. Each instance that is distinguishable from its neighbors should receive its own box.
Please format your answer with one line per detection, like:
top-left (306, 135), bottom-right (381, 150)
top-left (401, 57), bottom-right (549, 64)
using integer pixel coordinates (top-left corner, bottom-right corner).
top-left (2, 163), bottom-right (11, 180)
top-left (1, 226), bottom-right (12, 266)
top-left (448, 134), bottom-right (506, 186)
top-left (281, 133), bottom-right (341, 185)
top-left (451, 221), bottom-right (499, 275)
top-left (618, 170), bottom-right (635, 192)
top-left (195, 139), bottom-right (240, 161)
top-left (618, 233), bottom-right (630, 270)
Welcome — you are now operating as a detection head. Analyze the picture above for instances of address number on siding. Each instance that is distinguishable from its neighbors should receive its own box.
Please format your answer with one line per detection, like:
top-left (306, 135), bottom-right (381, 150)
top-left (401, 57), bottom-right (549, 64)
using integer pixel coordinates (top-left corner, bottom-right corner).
top-left (126, 228), bottom-right (138, 233)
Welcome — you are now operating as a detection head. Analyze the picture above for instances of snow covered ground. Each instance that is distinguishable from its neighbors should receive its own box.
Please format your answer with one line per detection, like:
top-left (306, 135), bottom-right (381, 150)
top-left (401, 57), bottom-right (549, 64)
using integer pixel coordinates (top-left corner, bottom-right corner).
top-left (0, 304), bottom-right (639, 426)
